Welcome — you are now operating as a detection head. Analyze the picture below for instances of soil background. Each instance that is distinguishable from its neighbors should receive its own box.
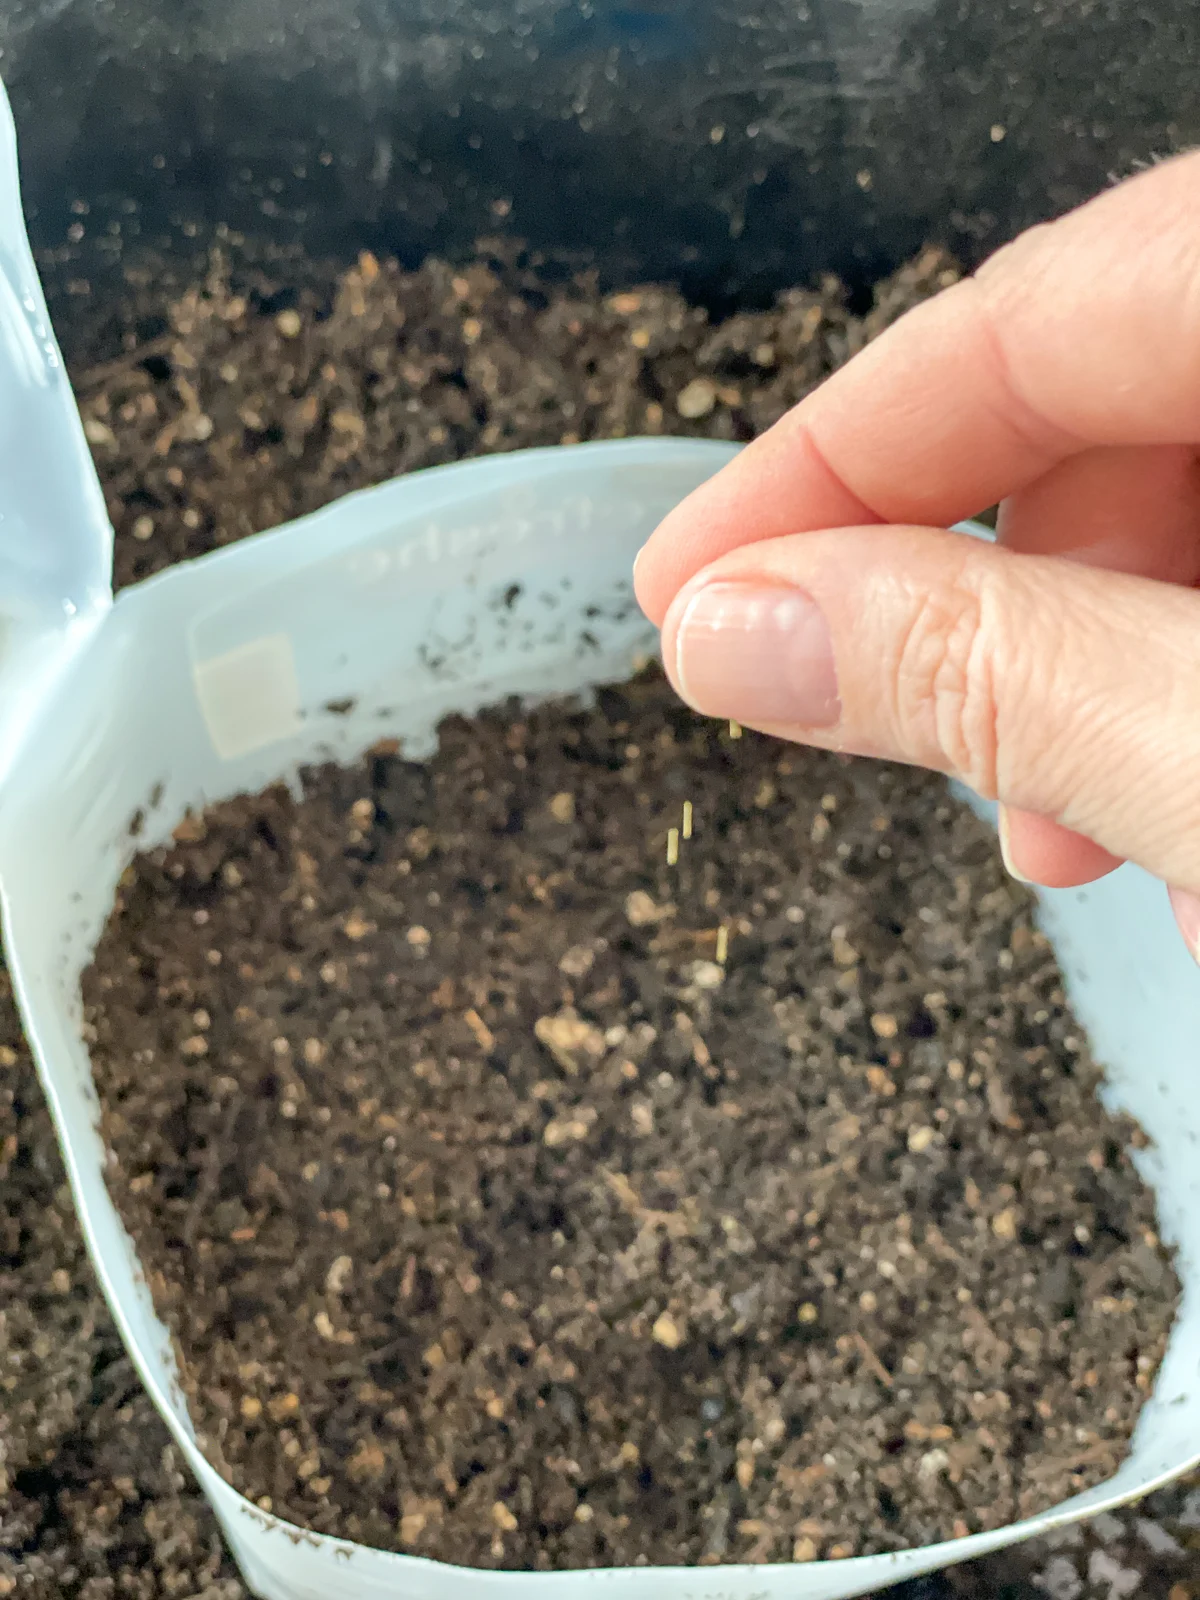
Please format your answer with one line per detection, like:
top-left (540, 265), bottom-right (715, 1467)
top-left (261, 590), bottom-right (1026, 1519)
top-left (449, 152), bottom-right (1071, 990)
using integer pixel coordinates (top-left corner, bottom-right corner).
top-left (1, 240), bottom-right (1197, 1596)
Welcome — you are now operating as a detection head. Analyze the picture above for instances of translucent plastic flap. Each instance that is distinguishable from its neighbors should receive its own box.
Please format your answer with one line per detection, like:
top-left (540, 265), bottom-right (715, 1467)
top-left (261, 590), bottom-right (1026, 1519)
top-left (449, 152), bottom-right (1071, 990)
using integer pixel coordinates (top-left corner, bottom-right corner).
top-left (0, 79), bottom-right (113, 632)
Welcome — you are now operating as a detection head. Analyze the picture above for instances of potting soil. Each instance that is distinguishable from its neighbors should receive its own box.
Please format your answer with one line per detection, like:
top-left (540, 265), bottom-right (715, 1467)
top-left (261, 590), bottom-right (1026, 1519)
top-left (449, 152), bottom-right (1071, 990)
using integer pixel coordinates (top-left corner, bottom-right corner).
top-left (84, 672), bottom-right (1177, 1566)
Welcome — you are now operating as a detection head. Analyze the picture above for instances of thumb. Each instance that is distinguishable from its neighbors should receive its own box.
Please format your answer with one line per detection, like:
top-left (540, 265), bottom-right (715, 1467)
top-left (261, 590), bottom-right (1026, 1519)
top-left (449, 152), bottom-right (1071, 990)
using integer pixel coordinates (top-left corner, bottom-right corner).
top-left (659, 525), bottom-right (1200, 894)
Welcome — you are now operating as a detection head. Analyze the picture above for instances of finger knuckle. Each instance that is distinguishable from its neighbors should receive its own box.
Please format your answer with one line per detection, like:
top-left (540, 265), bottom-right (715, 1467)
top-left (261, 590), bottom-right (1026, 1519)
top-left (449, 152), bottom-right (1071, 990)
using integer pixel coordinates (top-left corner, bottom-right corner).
top-left (891, 572), bottom-right (1001, 793)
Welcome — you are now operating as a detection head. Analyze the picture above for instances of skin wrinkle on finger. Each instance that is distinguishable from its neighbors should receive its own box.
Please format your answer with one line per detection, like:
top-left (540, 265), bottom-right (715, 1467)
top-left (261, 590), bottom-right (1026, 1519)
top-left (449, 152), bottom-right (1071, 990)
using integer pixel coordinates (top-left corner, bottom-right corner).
top-left (772, 403), bottom-right (888, 526)
top-left (898, 558), bottom-right (1190, 850)
top-left (640, 146), bottom-right (1200, 947)
top-left (995, 441), bottom-right (1200, 885)
top-left (661, 526), bottom-right (1200, 890)
top-left (887, 562), bottom-right (1000, 799)
top-left (954, 273), bottom-right (1089, 462)
top-left (638, 414), bottom-right (886, 622)
top-left (879, 555), bottom-right (1109, 816)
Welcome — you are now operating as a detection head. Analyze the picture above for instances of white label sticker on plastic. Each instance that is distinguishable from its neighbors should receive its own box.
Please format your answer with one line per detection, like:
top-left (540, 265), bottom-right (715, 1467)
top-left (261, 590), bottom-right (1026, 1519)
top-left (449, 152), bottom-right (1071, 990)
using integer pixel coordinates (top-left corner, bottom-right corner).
top-left (192, 634), bottom-right (300, 761)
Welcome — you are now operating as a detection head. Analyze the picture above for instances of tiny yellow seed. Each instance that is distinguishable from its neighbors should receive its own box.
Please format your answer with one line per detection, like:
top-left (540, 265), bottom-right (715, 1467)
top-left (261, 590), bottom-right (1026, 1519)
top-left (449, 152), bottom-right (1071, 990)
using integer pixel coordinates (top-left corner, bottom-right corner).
top-left (666, 827), bottom-right (680, 866)
top-left (715, 925), bottom-right (729, 965)
top-left (729, 720), bottom-right (742, 739)
top-left (681, 800), bottom-right (693, 840)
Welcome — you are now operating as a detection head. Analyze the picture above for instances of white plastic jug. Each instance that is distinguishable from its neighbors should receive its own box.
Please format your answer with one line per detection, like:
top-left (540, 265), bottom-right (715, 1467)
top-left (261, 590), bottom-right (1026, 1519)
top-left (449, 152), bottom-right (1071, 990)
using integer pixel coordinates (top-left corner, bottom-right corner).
top-left (0, 78), bottom-right (1196, 1600)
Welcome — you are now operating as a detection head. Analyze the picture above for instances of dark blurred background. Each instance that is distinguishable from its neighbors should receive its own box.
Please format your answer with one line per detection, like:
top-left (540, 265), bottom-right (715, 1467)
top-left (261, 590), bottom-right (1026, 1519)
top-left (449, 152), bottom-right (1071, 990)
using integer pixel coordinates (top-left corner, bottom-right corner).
top-left (4, 0), bottom-right (1199, 334)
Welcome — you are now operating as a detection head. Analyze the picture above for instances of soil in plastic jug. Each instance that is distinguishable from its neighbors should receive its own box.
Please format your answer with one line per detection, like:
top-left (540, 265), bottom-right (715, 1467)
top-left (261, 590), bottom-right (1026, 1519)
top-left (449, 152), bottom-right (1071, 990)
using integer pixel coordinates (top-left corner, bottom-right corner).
top-left (83, 668), bottom-right (1179, 1569)
top-left (7, 240), bottom-right (982, 1599)
top-left (4, 239), bottom-right (1194, 1597)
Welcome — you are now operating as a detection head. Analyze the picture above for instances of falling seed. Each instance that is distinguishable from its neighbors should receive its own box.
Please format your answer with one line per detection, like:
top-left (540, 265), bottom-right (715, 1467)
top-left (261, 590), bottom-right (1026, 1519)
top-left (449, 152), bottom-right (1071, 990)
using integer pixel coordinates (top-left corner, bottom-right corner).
top-left (666, 827), bottom-right (680, 866)
top-left (729, 720), bottom-right (742, 739)
top-left (715, 925), bottom-right (729, 965)
top-left (682, 801), bottom-right (693, 840)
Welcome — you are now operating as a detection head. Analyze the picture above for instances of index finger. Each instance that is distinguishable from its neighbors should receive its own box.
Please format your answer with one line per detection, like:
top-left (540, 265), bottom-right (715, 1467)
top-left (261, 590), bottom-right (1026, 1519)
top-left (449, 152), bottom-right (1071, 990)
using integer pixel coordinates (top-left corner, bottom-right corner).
top-left (634, 148), bottom-right (1200, 626)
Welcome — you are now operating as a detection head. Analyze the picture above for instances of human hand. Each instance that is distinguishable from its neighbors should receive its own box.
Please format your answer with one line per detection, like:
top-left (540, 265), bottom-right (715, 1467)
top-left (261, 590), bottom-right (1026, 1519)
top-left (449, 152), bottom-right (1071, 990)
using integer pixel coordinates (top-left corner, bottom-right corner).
top-left (633, 150), bottom-right (1200, 960)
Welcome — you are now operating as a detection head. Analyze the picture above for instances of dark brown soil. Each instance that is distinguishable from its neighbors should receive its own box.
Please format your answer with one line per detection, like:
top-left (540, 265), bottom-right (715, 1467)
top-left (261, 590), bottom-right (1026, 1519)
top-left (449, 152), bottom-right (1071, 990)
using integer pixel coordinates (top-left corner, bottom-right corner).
top-left (72, 241), bottom-right (959, 592)
top-left (7, 240), bottom-right (971, 1597)
top-left (84, 669), bottom-right (1177, 1569)
top-left (0, 956), bottom-right (246, 1600)
top-left (3, 239), bottom-right (1191, 1594)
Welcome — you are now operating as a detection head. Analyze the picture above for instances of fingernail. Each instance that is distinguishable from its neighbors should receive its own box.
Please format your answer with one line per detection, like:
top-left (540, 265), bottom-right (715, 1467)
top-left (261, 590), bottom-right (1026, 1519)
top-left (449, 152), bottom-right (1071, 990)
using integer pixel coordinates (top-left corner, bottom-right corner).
top-left (1168, 886), bottom-right (1200, 964)
top-left (672, 582), bottom-right (840, 727)
top-left (997, 804), bottom-right (1032, 884)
